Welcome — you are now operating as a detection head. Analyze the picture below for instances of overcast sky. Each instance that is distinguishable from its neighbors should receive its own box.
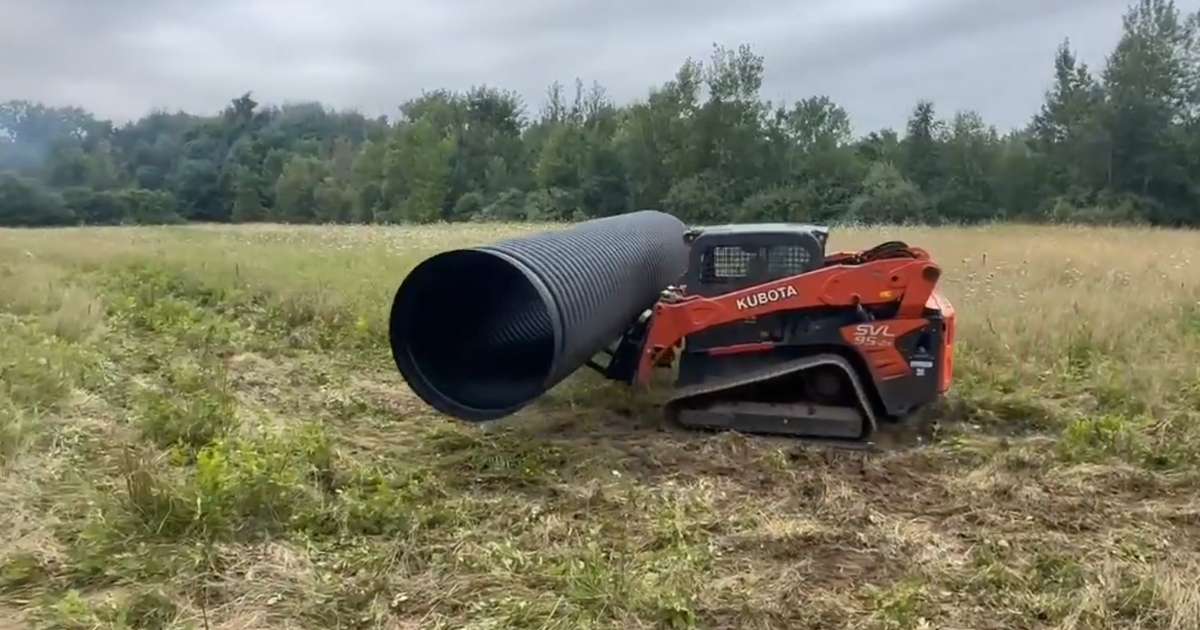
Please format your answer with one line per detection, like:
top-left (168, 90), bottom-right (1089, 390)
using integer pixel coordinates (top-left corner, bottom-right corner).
top-left (4, 0), bottom-right (1196, 134)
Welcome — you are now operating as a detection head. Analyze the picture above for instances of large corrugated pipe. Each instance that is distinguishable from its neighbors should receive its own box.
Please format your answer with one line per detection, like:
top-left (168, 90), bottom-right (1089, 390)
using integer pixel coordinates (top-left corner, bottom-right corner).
top-left (389, 210), bottom-right (689, 422)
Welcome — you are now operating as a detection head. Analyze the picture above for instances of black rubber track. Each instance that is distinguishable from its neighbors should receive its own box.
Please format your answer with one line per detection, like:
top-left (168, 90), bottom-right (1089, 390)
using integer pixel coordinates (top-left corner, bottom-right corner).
top-left (389, 210), bottom-right (689, 422)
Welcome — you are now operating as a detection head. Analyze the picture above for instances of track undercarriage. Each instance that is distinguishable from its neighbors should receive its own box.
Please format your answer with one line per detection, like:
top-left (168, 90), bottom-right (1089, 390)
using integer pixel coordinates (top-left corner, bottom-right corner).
top-left (666, 354), bottom-right (876, 439)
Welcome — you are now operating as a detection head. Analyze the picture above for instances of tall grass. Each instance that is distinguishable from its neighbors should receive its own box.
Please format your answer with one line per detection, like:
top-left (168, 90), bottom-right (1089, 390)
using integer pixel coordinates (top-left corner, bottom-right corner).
top-left (1, 221), bottom-right (1199, 629)
top-left (8, 222), bottom-right (1198, 417)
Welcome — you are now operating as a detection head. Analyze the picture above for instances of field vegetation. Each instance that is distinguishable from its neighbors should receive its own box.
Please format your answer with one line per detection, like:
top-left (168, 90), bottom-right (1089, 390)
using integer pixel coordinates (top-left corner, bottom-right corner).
top-left (1, 222), bottom-right (1199, 629)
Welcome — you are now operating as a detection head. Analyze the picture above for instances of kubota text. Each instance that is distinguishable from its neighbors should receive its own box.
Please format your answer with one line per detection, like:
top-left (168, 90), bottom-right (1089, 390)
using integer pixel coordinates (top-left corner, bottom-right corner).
top-left (736, 285), bottom-right (799, 310)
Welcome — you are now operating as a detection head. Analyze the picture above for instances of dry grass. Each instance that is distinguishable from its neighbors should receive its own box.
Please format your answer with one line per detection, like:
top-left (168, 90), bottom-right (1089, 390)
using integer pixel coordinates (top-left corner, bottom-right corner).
top-left (0, 221), bottom-right (1198, 629)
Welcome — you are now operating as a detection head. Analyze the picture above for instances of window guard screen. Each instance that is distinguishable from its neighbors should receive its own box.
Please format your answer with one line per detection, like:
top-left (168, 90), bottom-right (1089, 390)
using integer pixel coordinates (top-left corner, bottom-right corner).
top-left (700, 245), bottom-right (812, 283)
top-left (765, 245), bottom-right (812, 277)
top-left (701, 246), bottom-right (755, 281)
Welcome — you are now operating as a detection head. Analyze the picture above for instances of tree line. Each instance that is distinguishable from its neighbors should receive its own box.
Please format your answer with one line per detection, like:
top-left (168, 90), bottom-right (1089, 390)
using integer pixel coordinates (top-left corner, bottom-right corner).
top-left (2, 0), bottom-right (1198, 228)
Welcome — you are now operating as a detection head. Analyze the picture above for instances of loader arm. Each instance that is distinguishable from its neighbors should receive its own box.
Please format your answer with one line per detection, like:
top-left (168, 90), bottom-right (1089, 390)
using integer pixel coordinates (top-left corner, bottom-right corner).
top-left (634, 255), bottom-right (943, 385)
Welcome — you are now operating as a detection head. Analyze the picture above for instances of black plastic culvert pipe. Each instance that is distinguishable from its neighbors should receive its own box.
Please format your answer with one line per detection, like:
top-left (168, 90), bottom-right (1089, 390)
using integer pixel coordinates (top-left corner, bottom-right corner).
top-left (388, 210), bottom-right (689, 422)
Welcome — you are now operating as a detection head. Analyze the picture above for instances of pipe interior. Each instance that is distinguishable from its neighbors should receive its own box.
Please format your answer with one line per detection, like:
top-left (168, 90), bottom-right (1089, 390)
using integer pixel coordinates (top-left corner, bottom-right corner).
top-left (396, 250), bottom-right (556, 416)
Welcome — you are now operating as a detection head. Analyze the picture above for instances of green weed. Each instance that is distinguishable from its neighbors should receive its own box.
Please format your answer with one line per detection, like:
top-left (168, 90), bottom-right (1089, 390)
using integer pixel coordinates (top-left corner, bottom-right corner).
top-left (535, 543), bottom-right (700, 628)
top-left (630, 554), bottom-right (703, 630)
top-left (1141, 412), bottom-right (1200, 470)
top-left (1004, 552), bottom-right (1086, 623)
top-left (190, 429), bottom-right (330, 537)
top-left (33, 587), bottom-right (178, 630)
top-left (1088, 375), bottom-right (1147, 416)
top-left (68, 526), bottom-right (204, 586)
top-left (0, 552), bottom-right (49, 594)
top-left (134, 359), bottom-right (238, 451)
top-left (303, 568), bottom-right (394, 628)
top-left (0, 318), bottom-right (100, 412)
top-left (1105, 569), bottom-right (1163, 625)
top-left (106, 261), bottom-right (370, 353)
top-left (937, 380), bottom-right (1066, 444)
top-left (552, 544), bottom-right (633, 617)
top-left (35, 590), bottom-right (102, 629)
top-left (867, 577), bottom-right (932, 630)
top-left (40, 286), bottom-right (106, 343)
top-left (0, 261), bottom-right (67, 315)
top-left (105, 265), bottom-right (243, 353)
top-left (119, 588), bottom-right (178, 630)
top-left (0, 397), bottom-right (38, 464)
top-left (422, 425), bottom-right (569, 488)
top-left (119, 450), bottom-right (207, 540)
top-left (1032, 552), bottom-right (1086, 592)
top-left (648, 488), bottom-right (718, 550)
top-left (1059, 414), bottom-right (1147, 465)
top-left (1182, 301), bottom-right (1200, 336)
top-left (103, 423), bottom-right (335, 544)
top-left (1062, 321), bottom-right (1107, 381)
top-left (965, 542), bottom-right (1024, 594)
top-left (332, 467), bottom-right (444, 536)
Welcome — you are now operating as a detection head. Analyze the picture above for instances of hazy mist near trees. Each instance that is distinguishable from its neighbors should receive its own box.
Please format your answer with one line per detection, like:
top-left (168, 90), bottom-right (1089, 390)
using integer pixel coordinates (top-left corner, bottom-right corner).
top-left (2, 0), bottom-right (1198, 227)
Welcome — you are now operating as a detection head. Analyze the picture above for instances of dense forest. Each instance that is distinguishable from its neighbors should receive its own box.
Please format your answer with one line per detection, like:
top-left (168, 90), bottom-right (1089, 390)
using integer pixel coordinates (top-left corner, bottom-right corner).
top-left (2, 0), bottom-right (1198, 228)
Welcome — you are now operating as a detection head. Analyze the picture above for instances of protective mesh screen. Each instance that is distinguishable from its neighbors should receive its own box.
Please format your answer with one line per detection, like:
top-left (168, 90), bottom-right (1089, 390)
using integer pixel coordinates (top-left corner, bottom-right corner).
top-left (701, 246), bottom-right (756, 281)
top-left (765, 246), bottom-right (811, 277)
top-left (701, 245), bottom-right (812, 283)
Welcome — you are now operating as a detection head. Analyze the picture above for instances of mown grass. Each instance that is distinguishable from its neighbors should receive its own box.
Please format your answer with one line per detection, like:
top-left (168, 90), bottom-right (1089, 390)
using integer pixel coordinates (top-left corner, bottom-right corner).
top-left (0, 221), bottom-right (1198, 629)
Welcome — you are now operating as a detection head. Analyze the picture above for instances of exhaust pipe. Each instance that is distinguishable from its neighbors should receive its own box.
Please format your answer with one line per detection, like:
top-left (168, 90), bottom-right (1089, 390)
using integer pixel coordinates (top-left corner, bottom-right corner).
top-left (388, 210), bottom-right (689, 422)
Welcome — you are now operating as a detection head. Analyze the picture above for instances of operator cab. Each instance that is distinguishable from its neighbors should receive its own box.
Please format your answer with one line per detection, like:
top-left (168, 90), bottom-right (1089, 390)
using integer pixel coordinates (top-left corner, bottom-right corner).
top-left (602, 223), bottom-right (833, 383)
top-left (683, 224), bottom-right (829, 297)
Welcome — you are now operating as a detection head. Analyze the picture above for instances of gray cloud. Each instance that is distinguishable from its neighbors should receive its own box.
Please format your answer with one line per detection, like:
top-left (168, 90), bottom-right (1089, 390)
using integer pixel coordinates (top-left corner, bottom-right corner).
top-left (2, 0), bottom-right (1191, 133)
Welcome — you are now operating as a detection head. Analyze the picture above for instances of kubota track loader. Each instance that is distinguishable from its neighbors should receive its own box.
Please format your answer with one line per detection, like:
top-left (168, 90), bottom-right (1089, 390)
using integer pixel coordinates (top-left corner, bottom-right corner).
top-left (388, 212), bottom-right (955, 446)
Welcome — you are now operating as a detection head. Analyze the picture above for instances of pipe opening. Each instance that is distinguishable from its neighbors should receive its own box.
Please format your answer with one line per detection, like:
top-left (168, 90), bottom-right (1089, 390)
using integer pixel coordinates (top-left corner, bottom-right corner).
top-left (391, 250), bottom-right (556, 419)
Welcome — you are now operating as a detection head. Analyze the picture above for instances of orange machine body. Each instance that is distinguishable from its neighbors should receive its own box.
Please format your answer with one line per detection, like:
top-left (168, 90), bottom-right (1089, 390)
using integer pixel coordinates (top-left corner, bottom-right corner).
top-left (636, 248), bottom-right (954, 391)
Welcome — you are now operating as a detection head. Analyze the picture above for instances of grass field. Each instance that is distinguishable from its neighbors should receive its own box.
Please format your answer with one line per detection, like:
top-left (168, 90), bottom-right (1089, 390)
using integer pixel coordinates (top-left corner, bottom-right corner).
top-left (1, 222), bottom-right (1199, 630)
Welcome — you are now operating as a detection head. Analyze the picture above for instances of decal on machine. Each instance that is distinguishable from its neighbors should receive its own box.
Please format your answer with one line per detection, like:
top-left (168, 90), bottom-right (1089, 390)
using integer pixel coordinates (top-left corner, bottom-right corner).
top-left (735, 285), bottom-right (799, 310)
top-left (851, 324), bottom-right (896, 348)
top-left (910, 359), bottom-right (934, 376)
